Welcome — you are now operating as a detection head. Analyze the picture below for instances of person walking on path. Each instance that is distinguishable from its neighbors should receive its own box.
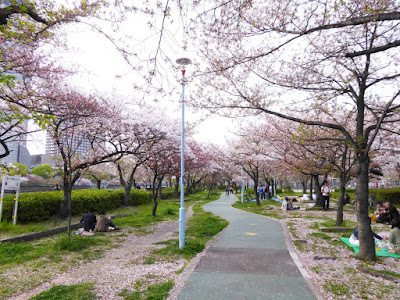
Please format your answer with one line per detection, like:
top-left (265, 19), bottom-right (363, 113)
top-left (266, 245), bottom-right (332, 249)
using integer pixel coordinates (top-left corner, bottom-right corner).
top-left (321, 181), bottom-right (330, 210)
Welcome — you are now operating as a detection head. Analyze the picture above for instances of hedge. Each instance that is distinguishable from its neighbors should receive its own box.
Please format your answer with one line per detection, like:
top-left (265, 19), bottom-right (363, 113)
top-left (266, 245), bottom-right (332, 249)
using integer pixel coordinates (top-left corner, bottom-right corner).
top-left (329, 188), bottom-right (400, 205)
top-left (1, 189), bottom-right (151, 224)
top-left (370, 188), bottom-right (400, 205)
top-left (160, 187), bottom-right (177, 199)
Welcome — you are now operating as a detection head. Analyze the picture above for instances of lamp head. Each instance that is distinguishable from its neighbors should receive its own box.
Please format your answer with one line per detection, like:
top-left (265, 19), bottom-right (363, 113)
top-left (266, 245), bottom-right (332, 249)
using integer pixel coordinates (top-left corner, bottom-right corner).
top-left (176, 57), bottom-right (192, 66)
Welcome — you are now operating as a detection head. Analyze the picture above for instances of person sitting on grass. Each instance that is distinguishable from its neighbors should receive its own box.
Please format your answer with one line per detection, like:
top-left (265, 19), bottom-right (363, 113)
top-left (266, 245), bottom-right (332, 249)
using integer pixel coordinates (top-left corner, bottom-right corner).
top-left (281, 197), bottom-right (288, 210)
top-left (80, 208), bottom-right (96, 232)
top-left (344, 194), bottom-right (350, 205)
top-left (384, 219), bottom-right (400, 254)
top-left (283, 197), bottom-right (300, 211)
top-left (385, 202), bottom-right (400, 223)
top-left (349, 221), bottom-right (383, 246)
top-left (93, 210), bottom-right (119, 232)
top-left (288, 198), bottom-right (300, 210)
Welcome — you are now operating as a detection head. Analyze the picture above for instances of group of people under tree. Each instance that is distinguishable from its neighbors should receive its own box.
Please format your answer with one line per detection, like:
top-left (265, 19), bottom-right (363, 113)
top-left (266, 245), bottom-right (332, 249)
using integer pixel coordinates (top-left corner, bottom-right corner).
top-left (81, 208), bottom-right (119, 233)
top-left (225, 186), bottom-right (233, 195)
top-left (257, 186), bottom-right (272, 200)
top-left (347, 201), bottom-right (400, 255)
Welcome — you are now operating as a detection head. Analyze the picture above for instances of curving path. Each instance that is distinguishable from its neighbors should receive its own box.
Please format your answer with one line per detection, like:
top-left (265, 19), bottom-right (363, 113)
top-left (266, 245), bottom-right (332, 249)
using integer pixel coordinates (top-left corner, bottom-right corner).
top-left (177, 193), bottom-right (317, 300)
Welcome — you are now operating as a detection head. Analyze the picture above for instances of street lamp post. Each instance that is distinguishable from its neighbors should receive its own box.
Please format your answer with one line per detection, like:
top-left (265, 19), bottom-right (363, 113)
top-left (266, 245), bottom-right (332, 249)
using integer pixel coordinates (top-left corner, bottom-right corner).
top-left (241, 167), bottom-right (244, 204)
top-left (176, 55), bottom-right (191, 249)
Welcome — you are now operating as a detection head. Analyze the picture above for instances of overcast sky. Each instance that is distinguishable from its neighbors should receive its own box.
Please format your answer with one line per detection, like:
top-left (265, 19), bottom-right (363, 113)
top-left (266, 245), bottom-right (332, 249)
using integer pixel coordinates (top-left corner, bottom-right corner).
top-left (27, 2), bottom-right (237, 155)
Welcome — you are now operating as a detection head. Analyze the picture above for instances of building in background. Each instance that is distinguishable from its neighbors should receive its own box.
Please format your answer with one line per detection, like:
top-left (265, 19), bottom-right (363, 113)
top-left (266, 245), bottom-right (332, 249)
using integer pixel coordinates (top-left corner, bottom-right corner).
top-left (0, 119), bottom-right (31, 168)
top-left (45, 130), bottom-right (92, 157)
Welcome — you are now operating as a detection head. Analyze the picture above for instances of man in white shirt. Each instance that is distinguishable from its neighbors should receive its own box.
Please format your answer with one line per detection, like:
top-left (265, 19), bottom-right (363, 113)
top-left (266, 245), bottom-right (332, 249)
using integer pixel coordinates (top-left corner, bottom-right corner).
top-left (321, 181), bottom-right (330, 210)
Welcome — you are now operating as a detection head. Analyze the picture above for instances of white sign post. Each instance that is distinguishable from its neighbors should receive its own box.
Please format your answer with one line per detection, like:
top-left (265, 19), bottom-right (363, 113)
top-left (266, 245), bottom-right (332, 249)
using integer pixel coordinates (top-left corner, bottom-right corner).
top-left (0, 176), bottom-right (21, 224)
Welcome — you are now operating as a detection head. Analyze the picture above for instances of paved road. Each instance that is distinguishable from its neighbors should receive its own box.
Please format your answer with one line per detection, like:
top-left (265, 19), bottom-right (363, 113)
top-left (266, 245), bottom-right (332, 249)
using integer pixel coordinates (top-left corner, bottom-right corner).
top-left (177, 193), bottom-right (316, 300)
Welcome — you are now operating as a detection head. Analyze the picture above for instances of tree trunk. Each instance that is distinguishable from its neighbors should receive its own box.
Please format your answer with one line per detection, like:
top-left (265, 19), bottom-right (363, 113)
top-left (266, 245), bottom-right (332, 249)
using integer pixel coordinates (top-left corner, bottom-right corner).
top-left (309, 175), bottom-right (313, 200)
top-left (174, 176), bottom-right (180, 198)
top-left (67, 183), bottom-right (72, 236)
top-left (151, 175), bottom-right (160, 217)
top-left (59, 171), bottom-right (70, 218)
top-left (301, 177), bottom-right (308, 194)
top-left (207, 183), bottom-right (213, 199)
top-left (314, 175), bottom-right (324, 207)
top-left (96, 179), bottom-right (101, 190)
top-left (152, 198), bottom-right (158, 216)
top-left (123, 186), bottom-right (131, 206)
top-left (336, 179), bottom-right (346, 226)
top-left (254, 182), bottom-right (260, 205)
top-left (355, 156), bottom-right (376, 260)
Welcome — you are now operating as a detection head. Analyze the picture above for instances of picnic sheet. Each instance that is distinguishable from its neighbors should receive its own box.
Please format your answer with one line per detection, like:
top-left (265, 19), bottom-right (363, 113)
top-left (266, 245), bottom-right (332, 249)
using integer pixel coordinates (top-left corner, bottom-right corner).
top-left (271, 197), bottom-right (283, 203)
top-left (340, 237), bottom-right (400, 258)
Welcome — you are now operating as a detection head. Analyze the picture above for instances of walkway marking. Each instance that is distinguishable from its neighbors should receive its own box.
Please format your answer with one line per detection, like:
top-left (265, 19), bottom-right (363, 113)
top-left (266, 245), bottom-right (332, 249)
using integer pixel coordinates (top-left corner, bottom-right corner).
top-left (244, 232), bottom-right (259, 236)
top-left (250, 223), bottom-right (256, 226)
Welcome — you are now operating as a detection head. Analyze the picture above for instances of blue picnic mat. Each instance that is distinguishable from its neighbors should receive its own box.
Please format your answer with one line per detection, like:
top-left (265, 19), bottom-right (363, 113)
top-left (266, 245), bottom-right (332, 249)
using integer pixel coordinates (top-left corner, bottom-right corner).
top-left (340, 237), bottom-right (400, 258)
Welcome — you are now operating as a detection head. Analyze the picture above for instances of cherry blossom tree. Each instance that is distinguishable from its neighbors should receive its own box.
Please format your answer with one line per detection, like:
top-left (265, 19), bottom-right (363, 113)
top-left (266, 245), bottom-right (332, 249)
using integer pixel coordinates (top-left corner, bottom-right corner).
top-left (84, 162), bottom-right (116, 189)
top-left (145, 138), bottom-right (180, 216)
top-left (184, 141), bottom-right (211, 195)
top-left (192, 0), bottom-right (400, 260)
top-left (42, 84), bottom-right (136, 234)
top-left (228, 121), bottom-right (276, 205)
top-left (113, 121), bottom-right (166, 206)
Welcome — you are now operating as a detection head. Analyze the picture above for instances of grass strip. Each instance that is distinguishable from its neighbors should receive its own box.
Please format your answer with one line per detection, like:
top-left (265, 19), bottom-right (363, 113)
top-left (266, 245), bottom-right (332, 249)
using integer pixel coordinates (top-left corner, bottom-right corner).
top-left (119, 280), bottom-right (174, 300)
top-left (29, 283), bottom-right (95, 300)
top-left (153, 191), bottom-right (228, 260)
top-left (232, 200), bottom-right (285, 219)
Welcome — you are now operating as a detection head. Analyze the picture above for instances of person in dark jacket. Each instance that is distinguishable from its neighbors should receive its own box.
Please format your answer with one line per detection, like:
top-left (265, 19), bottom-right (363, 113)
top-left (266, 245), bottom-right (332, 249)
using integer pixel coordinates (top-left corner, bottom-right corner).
top-left (80, 208), bottom-right (96, 231)
top-left (384, 202), bottom-right (400, 223)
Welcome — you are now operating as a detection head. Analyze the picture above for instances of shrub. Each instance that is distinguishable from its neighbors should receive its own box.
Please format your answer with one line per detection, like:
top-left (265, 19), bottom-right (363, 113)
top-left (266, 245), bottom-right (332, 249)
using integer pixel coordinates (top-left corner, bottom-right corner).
top-left (0, 188), bottom-right (151, 224)
top-left (246, 188), bottom-right (254, 195)
top-left (129, 189), bottom-right (151, 205)
top-left (160, 187), bottom-right (176, 199)
top-left (334, 188), bottom-right (356, 193)
top-left (217, 185), bottom-right (226, 190)
top-left (283, 185), bottom-right (292, 193)
top-left (2, 191), bottom-right (62, 223)
top-left (370, 188), bottom-right (400, 205)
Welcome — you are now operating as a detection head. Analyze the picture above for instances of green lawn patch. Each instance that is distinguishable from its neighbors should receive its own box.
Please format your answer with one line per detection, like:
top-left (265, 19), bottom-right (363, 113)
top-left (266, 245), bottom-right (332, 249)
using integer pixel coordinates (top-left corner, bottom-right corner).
top-left (232, 201), bottom-right (284, 219)
top-left (153, 191), bottom-right (228, 260)
top-left (320, 219), bottom-right (357, 228)
top-left (119, 280), bottom-right (174, 300)
top-left (53, 235), bottom-right (103, 252)
top-left (30, 283), bottom-right (95, 300)
top-left (117, 200), bottom-right (182, 229)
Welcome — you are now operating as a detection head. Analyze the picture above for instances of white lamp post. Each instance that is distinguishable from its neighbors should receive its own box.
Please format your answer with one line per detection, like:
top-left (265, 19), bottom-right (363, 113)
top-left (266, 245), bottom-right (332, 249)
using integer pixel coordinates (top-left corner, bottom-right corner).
top-left (241, 167), bottom-right (244, 204)
top-left (176, 55), bottom-right (191, 249)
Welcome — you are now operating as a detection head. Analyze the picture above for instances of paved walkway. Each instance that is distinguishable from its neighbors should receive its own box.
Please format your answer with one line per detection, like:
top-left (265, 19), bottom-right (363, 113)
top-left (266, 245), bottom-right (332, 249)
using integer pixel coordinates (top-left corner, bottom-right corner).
top-left (177, 193), bottom-right (316, 300)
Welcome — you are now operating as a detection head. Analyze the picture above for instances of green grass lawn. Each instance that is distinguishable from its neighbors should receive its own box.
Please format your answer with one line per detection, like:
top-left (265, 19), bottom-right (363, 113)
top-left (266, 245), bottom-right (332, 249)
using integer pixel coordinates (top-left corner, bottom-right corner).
top-left (152, 191), bottom-right (228, 260)
top-left (0, 190), bottom-right (222, 300)
top-left (118, 280), bottom-right (174, 300)
top-left (0, 205), bottom-right (139, 240)
top-left (30, 283), bottom-right (96, 300)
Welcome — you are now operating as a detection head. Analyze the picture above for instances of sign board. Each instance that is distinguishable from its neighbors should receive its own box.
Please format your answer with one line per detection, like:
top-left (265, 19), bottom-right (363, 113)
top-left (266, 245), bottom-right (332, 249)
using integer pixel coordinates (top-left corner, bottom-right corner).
top-left (2, 176), bottom-right (21, 191)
